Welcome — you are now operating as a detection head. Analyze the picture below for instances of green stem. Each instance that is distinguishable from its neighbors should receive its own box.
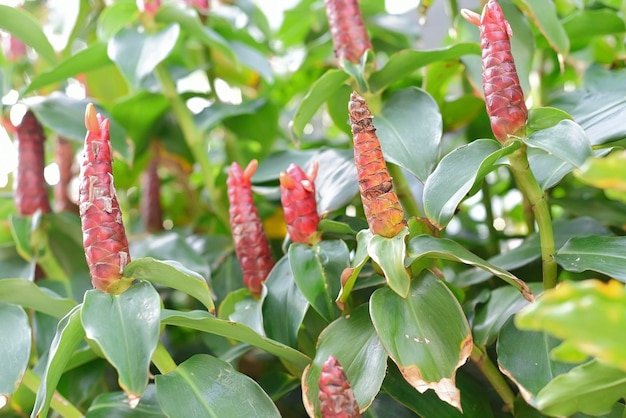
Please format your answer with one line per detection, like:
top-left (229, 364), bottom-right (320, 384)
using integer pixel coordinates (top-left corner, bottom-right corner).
top-left (388, 164), bottom-right (422, 218)
top-left (481, 181), bottom-right (499, 256)
top-left (21, 369), bottom-right (83, 418)
top-left (508, 144), bottom-right (557, 290)
top-left (471, 345), bottom-right (515, 413)
top-left (152, 341), bottom-right (178, 374)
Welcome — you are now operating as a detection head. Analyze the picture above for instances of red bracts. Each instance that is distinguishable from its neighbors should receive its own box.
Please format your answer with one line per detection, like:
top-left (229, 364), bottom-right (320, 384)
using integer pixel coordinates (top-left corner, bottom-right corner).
top-left (349, 92), bottom-right (406, 238)
top-left (462, 0), bottom-right (528, 142)
top-left (318, 356), bottom-right (362, 418)
top-left (279, 162), bottom-right (321, 245)
top-left (227, 160), bottom-right (275, 296)
top-left (324, 0), bottom-right (373, 65)
top-left (15, 111), bottom-right (51, 216)
top-left (79, 104), bottom-right (131, 294)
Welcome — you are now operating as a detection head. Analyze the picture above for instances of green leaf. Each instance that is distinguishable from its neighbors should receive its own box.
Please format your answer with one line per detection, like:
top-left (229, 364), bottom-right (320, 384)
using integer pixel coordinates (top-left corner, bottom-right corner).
top-left (423, 139), bottom-right (520, 228)
top-left (32, 306), bottom-right (85, 418)
top-left (314, 149), bottom-right (359, 215)
top-left (497, 317), bottom-right (576, 407)
top-left (515, 0), bottom-right (570, 57)
top-left (563, 9), bottom-right (626, 51)
top-left (516, 279), bottom-right (626, 371)
top-left (222, 288), bottom-right (265, 336)
top-left (301, 305), bottom-right (387, 417)
top-left (123, 257), bottom-right (214, 313)
top-left (289, 241), bottom-right (347, 323)
top-left (107, 24), bottom-right (180, 88)
top-left (375, 88), bottom-right (442, 183)
top-left (369, 43), bottom-right (480, 93)
top-left (25, 42), bottom-right (112, 94)
top-left (527, 107), bottom-right (574, 132)
top-left (0, 279), bottom-right (76, 318)
top-left (557, 236), bottom-right (626, 281)
top-left (527, 147), bottom-right (574, 190)
top-left (160, 309), bottom-right (311, 373)
top-left (368, 228), bottom-right (411, 298)
top-left (155, 354), bottom-right (280, 417)
top-left (0, 303), bottom-right (30, 401)
top-left (230, 41), bottom-right (273, 83)
top-left (406, 235), bottom-right (534, 301)
top-left (193, 100), bottom-right (265, 132)
top-left (337, 229), bottom-right (372, 307)
top-left (370, 271), bottom-right (472, 411)
top-left (81, 282), bottom-right (161, 398)
top-left (537, 360), bottom-right (626, 417)
top-left (525, 120), bottom-right (592, 168)
top-left (96, 1), bottom-right (139, 41)
top-left (0, 5), bottom-right (57, 64)
top-left (576, 150), bottom-right (626, 196)
top-left (262, 256), bottom-right (309, 349)
top-left (86, 385), bottom-right (166, 417)
top-left (25, 93), bottom-right (132, 162)
top-left (291, 69), bottom-right (350, 140)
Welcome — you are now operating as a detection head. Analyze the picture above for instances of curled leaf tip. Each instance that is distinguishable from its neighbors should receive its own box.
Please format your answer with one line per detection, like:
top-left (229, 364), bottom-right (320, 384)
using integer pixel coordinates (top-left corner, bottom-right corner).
top-left (85, 103), bottom-right (100, 135)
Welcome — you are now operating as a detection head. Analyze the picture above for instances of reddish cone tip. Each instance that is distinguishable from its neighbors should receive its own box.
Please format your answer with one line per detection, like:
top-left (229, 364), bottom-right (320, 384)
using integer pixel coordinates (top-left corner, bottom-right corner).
top-left (324, 0), bottom-right (373, 65)
top-left (319, 356), bottom-right (361, 418)
top-left (279, 162), bottom-right (321, 245)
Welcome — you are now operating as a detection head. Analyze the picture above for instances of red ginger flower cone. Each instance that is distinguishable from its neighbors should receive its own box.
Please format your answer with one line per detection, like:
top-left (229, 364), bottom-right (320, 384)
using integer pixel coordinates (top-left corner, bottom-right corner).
top-left (462, 0), bottom-right (528, 142)
top-left (324, 0), bottom-right (373, 65)
top-left (318, 355), bottom-right (362, 418)
top-left (279, 162), bottom-right (321, 245)
top-left (227, 160), bottom-right (275, 297)
top-left (349, 92), bottom-right (406, 238)
top-left (14, 111), bottom-right (51, 216)
top-left (79, 104), bottom-right (131, 294)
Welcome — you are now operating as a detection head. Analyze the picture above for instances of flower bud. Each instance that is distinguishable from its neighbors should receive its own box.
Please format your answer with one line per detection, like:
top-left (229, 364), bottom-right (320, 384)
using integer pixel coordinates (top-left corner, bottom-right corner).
top-left (279, 162), bottom-right (321, 245)
top-left (324, 0), bottom-right (373, 65)
top-left (318, 355), bottom-right (361, 418)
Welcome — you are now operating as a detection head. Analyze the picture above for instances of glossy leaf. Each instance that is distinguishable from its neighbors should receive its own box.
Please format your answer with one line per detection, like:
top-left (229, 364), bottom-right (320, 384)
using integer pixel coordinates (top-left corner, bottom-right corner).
top-left (291, 69), bottom-right (349, 140)
top-left (86, 385), bottom-right (166, 417)
top-left (289, 241), bottom-right (347, 323)
top-left (576, 150), bottom-right (626, 194)
top-left (32, 306), bottom-right (85, 418)
top-left (370, 271), bottom-right (472, 411)
top-left (563, 9), bottom-right (626, 50)
top-left (527, 107), bottom-right (574, 132)
top-left (81, 282), bottom-right (161, 398)
top-left (0, 279), bottom-right (76, 318)
top-left (556, 236), bottom-right (626, 281)
top-left (515, 0), bottom-right (569, 57)
top-left (0, 303), bottom-right (30, 402)
top-left (516, 279), bottom-right (626, 371)
top-left (525, 120), bottom-right (592, 168)
top-left (527, 147), bottom-right (574, 190)
top-left (367, 228), bottom-right (411, 298)
top-left (423, 139), bottom-right (520, 228)
top-left (314, 149), bottom-right (360, 215)
top-left (376, 88), bottom-right (442, 182)
top-left (262, 256), bottom-right (309, 349)
top-left (223, 288), bottom-right (265, 337)
top-left (369, 43), bottom-right (480, 93)
top-left (337, 229), bottom-right (372, 307)
top-left (155, 354), bottom-right (280, 417)
top-left (160, 309), bottom-right (311, 373)
top-left (123, 257), bottom-right (214, 313)
top-left (0, 5), bottom-right (57, 64)
top-left (107, 24), bottom-right (180, 88)
top-left (406, 235), bottom-right (534, 301)
top-left (193, 100), bottom-right (264, 132)
top-left (96, 1), bottom-right (138, 41)
top-left (302, 305), bottom-right (387, 417)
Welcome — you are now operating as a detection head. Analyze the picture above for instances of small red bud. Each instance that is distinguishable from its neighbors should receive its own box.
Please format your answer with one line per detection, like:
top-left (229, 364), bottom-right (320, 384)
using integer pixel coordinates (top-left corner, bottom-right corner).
top-left (279, 162), bottom-right (321, 245)
top-left (318, 356), bottom-right (361, 418)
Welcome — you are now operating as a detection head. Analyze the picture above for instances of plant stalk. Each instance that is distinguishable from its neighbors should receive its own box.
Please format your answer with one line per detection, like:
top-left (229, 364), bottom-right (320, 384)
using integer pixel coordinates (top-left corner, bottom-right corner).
top-left (471, 345), bottom-right (515, 413)
top-left (507, 144), bottom-right (557, 290)
top-left (388, 163), bottom-right (422, 218)
top-left (21, 369), bottom-right (84, 418)
top-left (152, 341), bottom-right (178, 374)
top-left (481, 181), bottom-right (499, 256)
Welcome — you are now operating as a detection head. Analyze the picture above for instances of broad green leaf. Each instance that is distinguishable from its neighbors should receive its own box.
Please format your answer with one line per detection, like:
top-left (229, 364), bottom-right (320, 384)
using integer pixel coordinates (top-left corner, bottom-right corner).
top-left (291, 69), bottom-right (349, 140)
top-left (193, 100), bottom-right (264, 132)
top-left (369, 43), bottom-right (480, 93)
top-left (262, 256), bottom-right (309, 349)
top-left (537, 360), bottom-right (626, 417)
top-left (370, 271), bottom-right (472, 411)
top-left (123, 257), bottom-right (214, 313)
top-left (527, 147), bottom-right (574, 190)
top-left (472, 283), bottom-right (544, 347)
top-left (423, 139), bottom-right (520, 228)
top-left (337, 229), bottom-right (372, 307)
top-left (0, 304), bottom-right (30, 402)
top-left (576, 150), bottom-right (626, 195)
top-left (25, 42), bottom-right (112, 94)
top-left (0, 5), bottom-right (57, 64)
top-left (108, 24), bottom-right (180, 88)
top-left (289, 241), bottom-right (347, 323)
top-left (230, 41), bottom-right (273, 83)
top-left (456, 217), bottom-right (610, 286)
top-left (86, 385), bottom-right (166, 417)
top-left (315, 148), bottom-right (360, 215)
top-left (32, 306), bottom-right (85, 418)
top-left (301, 305), bottom-right (388, 417)
top-left (516, 279), bottom-right (626, 371)
top-left (96, 1), bottom-right (139, 41)
top-left (155, 354), bottom-right (280, 417)
top-left (556, 236), bottom-right (626, 281)
top-left (160, 309), bottom-right (310, 373)
top-left (81, 282), bottom-right (161, 398)
top-left (45, 212), bottom-right (89, 283)
top-left (563, 9), bottom-right (626, 51)
top-left (376, 88), bottom-right (442, 183)
top-left (406, 235), bottom-right (534, 301)
top-left (222, 288), bottom-right (265, 337)
top-left (0, 279), bottom-right (76, 318)
top-left (527, 107), bottom-right (574, 132)
top-left (515, 0), bottom-right (570, 57)
top-left (25, 93), bottom-right (132, 162)
top-left (9, 214), bottom-right (36, 262)
top-left (367, 228), bottom-right (411, 298)
top-left (525, 120), bottom-right (592, 168)
top-left (326, 84), bottom-right (353, 137)
top-left (497, 317), bottom-right (576, 406)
